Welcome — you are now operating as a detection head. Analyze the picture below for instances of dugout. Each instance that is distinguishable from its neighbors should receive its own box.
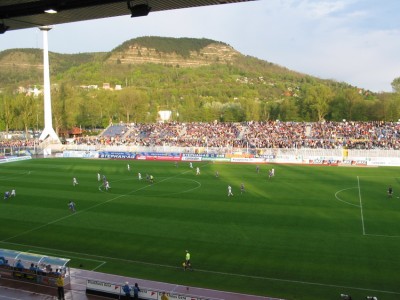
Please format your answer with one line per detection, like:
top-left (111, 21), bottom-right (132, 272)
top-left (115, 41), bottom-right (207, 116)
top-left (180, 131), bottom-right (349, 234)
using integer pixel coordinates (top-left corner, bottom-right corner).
top-left (0, 248), bottom-right (70, 286)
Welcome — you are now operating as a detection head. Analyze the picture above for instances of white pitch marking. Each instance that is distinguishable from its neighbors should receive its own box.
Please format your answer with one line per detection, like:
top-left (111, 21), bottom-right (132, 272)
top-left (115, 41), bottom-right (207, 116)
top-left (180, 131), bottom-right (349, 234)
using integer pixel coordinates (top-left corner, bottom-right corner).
top-left (3, 241), bottom-right (399, 297)
top-left (357, 176), bottom-right (366, 235)
top-left (1, 164), bottom-right (210, 243)
top-left (334, 187), bottom-right (360, 207)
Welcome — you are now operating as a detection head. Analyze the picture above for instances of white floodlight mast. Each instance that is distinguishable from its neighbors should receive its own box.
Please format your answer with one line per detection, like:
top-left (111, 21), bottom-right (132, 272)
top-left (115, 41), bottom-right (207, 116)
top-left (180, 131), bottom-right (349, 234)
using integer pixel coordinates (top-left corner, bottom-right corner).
top-left (39, 26), bottom-right (60, 142)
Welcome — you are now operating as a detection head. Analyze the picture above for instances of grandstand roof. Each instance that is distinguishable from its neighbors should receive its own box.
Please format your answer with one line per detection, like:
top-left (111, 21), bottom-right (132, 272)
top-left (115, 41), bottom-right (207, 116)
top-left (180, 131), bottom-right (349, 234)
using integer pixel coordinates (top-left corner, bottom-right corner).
top-left (0, 0), bottom-right (253, 32)
top-left (0, 248), bottom-right (70, 268)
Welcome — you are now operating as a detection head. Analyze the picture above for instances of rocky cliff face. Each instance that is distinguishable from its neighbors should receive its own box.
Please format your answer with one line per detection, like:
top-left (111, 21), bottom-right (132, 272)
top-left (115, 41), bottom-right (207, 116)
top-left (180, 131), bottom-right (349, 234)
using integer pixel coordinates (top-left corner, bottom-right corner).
top-left (106, 43), bottom-right (240, 67)
top-left (0, 50), bottom-right (42, 69)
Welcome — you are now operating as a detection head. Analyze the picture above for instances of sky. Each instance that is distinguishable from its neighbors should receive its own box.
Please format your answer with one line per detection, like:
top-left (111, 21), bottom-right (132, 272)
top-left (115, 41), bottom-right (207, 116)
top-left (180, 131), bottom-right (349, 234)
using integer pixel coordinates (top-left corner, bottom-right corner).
top-left (1, 0), bottom-right (399, 92)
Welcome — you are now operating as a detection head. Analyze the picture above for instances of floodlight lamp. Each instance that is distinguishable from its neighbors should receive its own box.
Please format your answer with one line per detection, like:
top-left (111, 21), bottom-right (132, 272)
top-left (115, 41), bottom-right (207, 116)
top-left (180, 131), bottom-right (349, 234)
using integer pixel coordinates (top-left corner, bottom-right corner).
top-left (127, 1), bottom-right (151, 17)
top-left (0, 22), bottom-right (9, 34)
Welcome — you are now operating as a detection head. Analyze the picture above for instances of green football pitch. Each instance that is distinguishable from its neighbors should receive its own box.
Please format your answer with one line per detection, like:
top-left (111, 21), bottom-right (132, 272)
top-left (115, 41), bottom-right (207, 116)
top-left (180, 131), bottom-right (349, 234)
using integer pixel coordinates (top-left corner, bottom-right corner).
top-left (1, 158), bottom-right (400, 300)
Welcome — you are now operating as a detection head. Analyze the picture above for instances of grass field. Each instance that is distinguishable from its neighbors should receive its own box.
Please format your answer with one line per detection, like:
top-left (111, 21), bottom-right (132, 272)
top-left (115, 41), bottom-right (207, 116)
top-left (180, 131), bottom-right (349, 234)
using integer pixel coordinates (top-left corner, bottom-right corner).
top-left (1, 158), bottom-right (400, 300)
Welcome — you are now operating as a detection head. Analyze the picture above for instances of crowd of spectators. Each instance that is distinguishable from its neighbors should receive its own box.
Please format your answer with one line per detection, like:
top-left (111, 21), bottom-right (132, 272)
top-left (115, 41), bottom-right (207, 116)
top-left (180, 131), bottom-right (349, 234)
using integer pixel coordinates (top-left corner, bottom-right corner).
top-left (1, 121), bottom-right (400, 150)
top-left (0, 139), bottom-right (38, 149)
top-left (242, 121), bottom-right (400, 150)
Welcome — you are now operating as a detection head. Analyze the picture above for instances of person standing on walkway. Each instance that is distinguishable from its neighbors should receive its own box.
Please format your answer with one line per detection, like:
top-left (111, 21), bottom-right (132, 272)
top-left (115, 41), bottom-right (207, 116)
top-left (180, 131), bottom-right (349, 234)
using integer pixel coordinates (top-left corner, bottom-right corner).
top-left (56, 274), bottom-right (65, 300)
top-left (133, 283), bottom-right (140, 300)
top-left (122, 282), bottom-right (131, 299)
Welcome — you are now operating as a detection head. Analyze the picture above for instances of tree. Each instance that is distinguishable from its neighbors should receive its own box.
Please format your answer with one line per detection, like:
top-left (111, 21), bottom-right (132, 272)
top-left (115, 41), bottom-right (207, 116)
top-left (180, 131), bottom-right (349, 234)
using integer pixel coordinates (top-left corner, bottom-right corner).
top-left (0, 94), bottom-right (16, 134)
top-left (343, 88), bottom-right (363, 120)
top-left (221, 103), bottom-right (245, 122)
top-left (118, 88), bottom-right (148, 123)
top-left (95, 90), bottom-right (119, 127)
top-left (297, 85), bottom-right (315, 121)
top-left (279, 99), bottom-right (299, 121)
top-left (329, 95), bottom-right (348, 121)
top-left (13, 94), bottom-right (35, 137)
top-left (52, 83), bottom-right (70, 134)
top-left (203, 101), bottom-right (224, 122)
top-left (308, 84), bottom-right (334, 121)
top-left (374, 92), bottom-right (400, 121)
top-left (240, 88), bottom-right (261, 121)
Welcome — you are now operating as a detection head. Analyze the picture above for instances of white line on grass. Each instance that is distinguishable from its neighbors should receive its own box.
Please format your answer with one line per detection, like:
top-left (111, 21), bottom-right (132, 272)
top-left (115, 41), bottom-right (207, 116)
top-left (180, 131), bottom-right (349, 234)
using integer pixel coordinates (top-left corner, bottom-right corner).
top-left (334, 187), bottom-right (360, 207)
top-left (352, 176), bottom-right (400, 238)
top-left (26, 249), bottom-right (107, 271)
top-left (0, 170), bottom-right (31, 181)
top-left (357, 176), bottom-right (366, 235)
top-left (0, 190), bottom-right (135, 243)
top-left (3, 165), bottom-right (398, 293)
top-left (354, 175), bottom-right (399, 178)
top-left (98, 177), bottom-right (201, 197)
top-left (1, 163), bottom-right (209, 243)
top-left (2, 241), bottom-right (400, 297)
top-left (0, 211), bottom-right (85, 243)
top-left (365, 233), bottom-right (400, 238)
top-left (2, 164), bottom-right (398, 297)
top-left (158, 178), bottom-right (202, 196)
top-left (194, 268), bottom-right (400, 296)
top-left (91, 261), bottom-right (107, 271)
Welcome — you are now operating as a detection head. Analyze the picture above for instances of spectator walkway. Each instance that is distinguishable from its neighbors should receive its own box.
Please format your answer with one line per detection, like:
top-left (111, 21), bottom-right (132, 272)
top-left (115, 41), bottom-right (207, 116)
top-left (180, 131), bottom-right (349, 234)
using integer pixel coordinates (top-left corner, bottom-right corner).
top-left (0, 268), bottom-right (278, 300)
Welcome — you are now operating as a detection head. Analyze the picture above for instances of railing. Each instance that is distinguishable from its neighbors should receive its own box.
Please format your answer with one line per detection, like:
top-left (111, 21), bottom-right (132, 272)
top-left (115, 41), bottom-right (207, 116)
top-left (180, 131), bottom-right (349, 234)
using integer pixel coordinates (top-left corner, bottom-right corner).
top-left (4, 143), bottom-right (400, 159)
top-left (55, 144), bottom-right (399, 158)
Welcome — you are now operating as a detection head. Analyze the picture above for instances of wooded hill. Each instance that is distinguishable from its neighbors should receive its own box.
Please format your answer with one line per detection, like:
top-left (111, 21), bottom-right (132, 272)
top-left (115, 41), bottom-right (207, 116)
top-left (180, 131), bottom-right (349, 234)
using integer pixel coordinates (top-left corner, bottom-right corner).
top-left (0, 36), bottom-right (399, 133)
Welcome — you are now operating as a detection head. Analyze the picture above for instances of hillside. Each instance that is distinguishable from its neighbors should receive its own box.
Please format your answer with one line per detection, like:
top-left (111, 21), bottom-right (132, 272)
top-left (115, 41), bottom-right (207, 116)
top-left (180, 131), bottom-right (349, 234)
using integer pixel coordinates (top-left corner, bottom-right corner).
top-left (106, 36), bottom-right (240, 66)
top-left (0, 36), bottom-right (309, 88)
top-left (0, 36), bottom-right (399, 133)
top-left (0, 49), bottom-right (105, 88)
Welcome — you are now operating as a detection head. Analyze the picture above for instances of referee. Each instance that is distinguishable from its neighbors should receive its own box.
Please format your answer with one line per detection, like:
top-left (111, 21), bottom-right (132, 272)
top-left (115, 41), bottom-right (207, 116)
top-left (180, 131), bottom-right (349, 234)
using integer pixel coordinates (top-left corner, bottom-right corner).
top-left (184, 250), bottom-right (192, 271)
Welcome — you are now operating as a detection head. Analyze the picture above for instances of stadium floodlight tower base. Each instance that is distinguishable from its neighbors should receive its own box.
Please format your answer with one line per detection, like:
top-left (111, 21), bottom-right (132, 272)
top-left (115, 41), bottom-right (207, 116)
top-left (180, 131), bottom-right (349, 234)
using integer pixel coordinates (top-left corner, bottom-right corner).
top-left (39, 25), bottom-right (60, 143)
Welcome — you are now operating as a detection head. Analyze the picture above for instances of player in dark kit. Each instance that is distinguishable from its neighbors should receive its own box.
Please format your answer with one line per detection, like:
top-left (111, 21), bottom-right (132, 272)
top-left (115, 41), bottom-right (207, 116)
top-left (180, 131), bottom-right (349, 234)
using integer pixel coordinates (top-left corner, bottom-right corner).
top-left (387, 186), bottom-right (393, 198)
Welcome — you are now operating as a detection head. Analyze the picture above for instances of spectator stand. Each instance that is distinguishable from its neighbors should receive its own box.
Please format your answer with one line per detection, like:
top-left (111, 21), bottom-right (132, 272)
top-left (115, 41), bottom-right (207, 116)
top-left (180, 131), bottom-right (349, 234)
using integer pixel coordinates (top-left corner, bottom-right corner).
top-left (101, 124), bottom-right (128, 138)
top-left (0, 248), bottom-right (70, 287)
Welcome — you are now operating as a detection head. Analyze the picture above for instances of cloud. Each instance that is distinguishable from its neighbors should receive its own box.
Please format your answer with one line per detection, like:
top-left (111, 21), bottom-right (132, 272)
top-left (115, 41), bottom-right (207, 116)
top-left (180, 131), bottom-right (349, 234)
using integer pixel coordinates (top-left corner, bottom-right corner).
top-left (229, 0), bottom-right (400, 91)
top-left (302, 0), bottom-right (348, 19)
